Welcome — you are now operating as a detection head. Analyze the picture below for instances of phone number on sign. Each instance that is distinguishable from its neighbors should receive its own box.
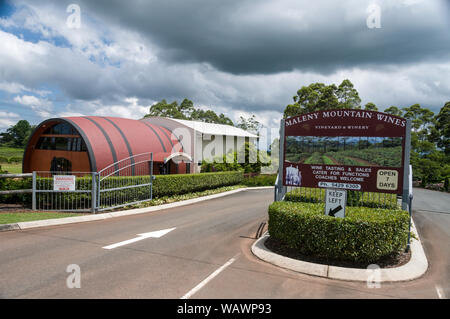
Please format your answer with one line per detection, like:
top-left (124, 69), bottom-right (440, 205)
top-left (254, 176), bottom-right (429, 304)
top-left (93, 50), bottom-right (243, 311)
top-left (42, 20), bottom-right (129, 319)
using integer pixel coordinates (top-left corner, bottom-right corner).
top-left (318, 182), bottom-right (361, 190)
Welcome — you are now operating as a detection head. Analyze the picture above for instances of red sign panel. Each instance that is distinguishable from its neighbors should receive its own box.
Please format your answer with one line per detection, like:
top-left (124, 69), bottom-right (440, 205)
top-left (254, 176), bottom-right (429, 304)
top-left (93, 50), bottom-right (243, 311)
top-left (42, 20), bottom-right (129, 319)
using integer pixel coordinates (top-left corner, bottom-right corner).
top-left (283, 110), bottom-right (407, 193)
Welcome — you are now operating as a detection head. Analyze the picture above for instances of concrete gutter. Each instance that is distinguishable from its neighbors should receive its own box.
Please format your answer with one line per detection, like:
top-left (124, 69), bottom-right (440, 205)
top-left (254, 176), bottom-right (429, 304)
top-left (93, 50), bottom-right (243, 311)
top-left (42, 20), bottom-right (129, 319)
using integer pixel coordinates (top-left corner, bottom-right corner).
top-left (251, 218), bottom-right (428, 283)
top-left (0, 186), bottom-right (273, 232)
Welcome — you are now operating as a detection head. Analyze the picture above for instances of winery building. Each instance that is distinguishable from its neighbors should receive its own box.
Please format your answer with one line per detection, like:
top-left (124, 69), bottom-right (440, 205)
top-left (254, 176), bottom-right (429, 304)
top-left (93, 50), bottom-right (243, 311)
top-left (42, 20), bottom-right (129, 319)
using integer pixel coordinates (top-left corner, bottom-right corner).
top-left (22, 116), bottom-right (257, 174)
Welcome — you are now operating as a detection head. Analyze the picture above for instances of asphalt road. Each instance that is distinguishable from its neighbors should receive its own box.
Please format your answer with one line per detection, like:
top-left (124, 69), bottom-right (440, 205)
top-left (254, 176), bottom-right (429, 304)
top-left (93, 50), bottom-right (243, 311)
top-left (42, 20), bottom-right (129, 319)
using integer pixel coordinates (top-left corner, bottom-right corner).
top-left (0, 188), bottom-right (449, 299)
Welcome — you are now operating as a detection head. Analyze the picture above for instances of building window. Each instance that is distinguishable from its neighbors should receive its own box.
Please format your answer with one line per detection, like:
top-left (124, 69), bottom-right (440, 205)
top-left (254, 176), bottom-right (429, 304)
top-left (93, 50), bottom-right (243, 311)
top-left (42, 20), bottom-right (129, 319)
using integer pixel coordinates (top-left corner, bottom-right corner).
top-left (36, 137), bottom-right (87, 152)
top-left (43, 123), bottom-right (76, 135)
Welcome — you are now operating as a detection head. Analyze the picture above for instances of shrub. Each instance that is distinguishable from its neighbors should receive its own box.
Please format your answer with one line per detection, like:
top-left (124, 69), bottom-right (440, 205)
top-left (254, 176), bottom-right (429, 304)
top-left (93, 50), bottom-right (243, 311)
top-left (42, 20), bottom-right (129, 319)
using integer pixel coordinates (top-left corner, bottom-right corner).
top-left (0, 171), bottom-right (244, 207)
top-left (284, 187), bottom-right (324, 203)
top-left (152, 171), bottom-right (244, 197)
top-left (0, 156), bottom-right (9, 163)
top-left (284, 187), bottom-right (398, 209)
top-left (8, 157), bottom-right (22, 163)
top-left (268, 201), bottom-right (409, 263)
top-left (0, 176), bottom-right (32, 205)
top-left (241, 174), bottom-right (276, 187)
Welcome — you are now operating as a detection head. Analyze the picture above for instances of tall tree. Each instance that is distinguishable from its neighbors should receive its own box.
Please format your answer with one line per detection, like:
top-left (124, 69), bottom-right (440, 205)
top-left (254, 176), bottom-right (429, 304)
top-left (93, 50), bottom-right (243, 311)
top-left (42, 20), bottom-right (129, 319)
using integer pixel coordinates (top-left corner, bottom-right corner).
top-left (0, 120), bottom-right (33, 148)
top-left (336, 79), bottom-right (361, 109)
top-left (190, 109), bottom-right (234, 125)
top-left (402, 104), bottom-right (435, 133)
top-left (284, 79), bottom-right (360, 118)
top-left (434, 101), bottom-right (450, 155)
top-left (145, 99), bottom-right (187, 119)
top-left (384, 106), bottom-right (403, 116)
top-left (364, 102), bottom-right (378, 111)
top-left (236, 115), bottom-right (262, 135)
top-left (144, 98), bottom-right (233, 125)
top-left (179, 98), bottom-right (195, 119)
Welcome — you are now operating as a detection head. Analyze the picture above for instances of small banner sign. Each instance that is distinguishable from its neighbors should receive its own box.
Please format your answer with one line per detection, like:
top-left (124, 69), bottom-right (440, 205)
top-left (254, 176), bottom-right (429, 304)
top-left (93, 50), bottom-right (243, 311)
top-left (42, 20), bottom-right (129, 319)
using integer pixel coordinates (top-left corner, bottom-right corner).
top-left (53, 175), bottom-right (76, 191)
top-left (283, 110), bottom-right (407, 194)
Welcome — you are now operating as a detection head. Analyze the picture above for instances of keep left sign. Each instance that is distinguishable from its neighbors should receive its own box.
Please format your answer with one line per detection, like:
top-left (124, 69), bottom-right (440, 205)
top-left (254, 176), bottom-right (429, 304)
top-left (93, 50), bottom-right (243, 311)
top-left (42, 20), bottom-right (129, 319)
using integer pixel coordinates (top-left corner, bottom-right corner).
top-left (325, 188), bottom-right (346, 218)
top-left (54, 175), bottom-right (76, 191)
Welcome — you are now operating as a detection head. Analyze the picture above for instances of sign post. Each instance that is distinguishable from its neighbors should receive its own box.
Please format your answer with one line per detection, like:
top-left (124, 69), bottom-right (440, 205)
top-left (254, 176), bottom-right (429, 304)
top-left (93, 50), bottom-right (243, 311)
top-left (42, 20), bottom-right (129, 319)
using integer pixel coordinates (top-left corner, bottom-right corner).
top-left (280, 110), bottom-right (410, 195)
top-left (276, 109), bottom-right (412, 214)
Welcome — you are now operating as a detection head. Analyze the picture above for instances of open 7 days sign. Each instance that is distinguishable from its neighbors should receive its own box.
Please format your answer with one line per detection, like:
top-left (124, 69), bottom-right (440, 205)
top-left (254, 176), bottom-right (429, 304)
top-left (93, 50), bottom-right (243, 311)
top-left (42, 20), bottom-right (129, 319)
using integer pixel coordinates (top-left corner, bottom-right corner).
top-left (282, 109), bottom-right (410, 195)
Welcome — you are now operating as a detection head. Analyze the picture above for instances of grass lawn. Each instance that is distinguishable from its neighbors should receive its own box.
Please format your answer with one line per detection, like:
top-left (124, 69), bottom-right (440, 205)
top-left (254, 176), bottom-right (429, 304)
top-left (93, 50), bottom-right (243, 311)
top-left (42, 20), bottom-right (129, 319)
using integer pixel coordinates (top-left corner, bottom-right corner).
top-left (0, 184), bottom-right (258, 225)
top-left (0, 146), bottom-right (24, 174)
top-left (0, 212), bottom-right (85, 225)
top-left (0, 146), bottom-right (24, 158)
top-left (0, 163), bottom-right (22, 174)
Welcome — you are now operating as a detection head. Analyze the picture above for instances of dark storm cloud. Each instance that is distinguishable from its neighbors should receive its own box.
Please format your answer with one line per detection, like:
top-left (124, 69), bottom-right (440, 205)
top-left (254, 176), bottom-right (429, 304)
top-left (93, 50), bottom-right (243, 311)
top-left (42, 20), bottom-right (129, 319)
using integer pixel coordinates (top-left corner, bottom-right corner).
top-left (2, 0), bottom-right (449, 126)
top-left (74, 0), bottom-right (450, 75)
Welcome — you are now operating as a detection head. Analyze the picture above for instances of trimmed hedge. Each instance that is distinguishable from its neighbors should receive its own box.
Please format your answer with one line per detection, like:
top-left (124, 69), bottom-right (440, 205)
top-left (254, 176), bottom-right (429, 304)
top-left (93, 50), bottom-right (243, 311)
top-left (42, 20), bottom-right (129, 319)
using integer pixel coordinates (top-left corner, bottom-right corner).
top-left (241, 174), bottom-right (276, 187)
top-left (0, 171), bottom-right (244, 206)
top-left (268, 201), bottom-right (409, 263)
top-left (284, 187), bottom-right (398, 209)
top-left (153, 171), bottom-right (244, 197)
top-left (0, 176), bottom-right (32, 205)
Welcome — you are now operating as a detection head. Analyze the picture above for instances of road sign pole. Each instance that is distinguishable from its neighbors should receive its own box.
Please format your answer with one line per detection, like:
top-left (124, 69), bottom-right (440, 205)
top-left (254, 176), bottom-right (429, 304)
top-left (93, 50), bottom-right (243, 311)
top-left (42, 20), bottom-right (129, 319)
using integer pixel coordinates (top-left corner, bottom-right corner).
top-left (276, 119), bottom-right (286, 201)
top-left (150, 152), bottom-right (153, 200)
top-left (91, 172), bottom-right (97, 214)
top-left (406, 164), bottom-right (413, 252)
top-left (402, 119), bottom-right (412, 210)
top-left (32, 171), bottom-right (36, 211)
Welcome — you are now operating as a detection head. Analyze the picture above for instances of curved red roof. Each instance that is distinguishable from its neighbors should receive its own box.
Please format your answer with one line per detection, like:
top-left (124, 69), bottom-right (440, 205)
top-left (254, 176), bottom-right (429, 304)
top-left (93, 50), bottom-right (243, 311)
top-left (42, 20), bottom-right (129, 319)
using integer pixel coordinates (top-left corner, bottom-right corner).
top-left (25, 116), bottom-right (183, 172)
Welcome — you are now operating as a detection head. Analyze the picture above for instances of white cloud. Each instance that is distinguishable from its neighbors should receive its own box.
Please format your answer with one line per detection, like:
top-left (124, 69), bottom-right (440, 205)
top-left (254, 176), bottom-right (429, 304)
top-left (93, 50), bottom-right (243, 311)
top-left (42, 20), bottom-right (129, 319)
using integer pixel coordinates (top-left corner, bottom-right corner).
top-left (13, 94), bottom-right (53, 118)
top-left (0, 111), bottom-right (20, 130)
top-left (0, 0), bottom-right (449, 136)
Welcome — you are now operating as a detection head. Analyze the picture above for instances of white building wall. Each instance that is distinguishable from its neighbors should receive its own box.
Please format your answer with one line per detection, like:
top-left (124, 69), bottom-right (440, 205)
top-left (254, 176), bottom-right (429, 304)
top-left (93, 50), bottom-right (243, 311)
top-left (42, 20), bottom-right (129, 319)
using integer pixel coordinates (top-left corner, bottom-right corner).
top-left (141, 117), bottom-right (258, 173)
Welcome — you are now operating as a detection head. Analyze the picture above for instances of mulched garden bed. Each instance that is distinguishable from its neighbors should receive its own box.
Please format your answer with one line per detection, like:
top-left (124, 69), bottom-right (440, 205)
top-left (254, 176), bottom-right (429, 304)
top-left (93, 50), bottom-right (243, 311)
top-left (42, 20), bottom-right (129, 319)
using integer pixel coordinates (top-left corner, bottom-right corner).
top-left (264, 236), bottom-right (411, 269)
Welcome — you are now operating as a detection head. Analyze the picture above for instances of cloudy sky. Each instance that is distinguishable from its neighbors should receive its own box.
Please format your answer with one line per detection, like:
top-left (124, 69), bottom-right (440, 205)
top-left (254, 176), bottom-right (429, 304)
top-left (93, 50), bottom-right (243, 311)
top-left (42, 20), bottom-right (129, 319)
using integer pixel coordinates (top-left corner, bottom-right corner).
top-left (0, 0), bottom-right (449, 132)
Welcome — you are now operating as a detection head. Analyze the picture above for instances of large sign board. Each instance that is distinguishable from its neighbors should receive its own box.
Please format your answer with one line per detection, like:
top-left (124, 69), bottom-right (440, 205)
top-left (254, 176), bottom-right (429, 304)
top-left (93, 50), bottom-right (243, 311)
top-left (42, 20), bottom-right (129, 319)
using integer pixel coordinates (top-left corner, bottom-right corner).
top-left (282, 110), bottom-right (409, 194)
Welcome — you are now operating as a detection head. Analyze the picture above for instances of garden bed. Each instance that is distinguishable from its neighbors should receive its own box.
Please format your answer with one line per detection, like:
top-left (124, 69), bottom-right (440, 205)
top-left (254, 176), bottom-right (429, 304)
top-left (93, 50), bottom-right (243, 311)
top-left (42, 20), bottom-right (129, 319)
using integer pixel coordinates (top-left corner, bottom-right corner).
top-left (264, 236), bottom-right (411, 269)
top-left (268, 201), bottom-right (410, 264)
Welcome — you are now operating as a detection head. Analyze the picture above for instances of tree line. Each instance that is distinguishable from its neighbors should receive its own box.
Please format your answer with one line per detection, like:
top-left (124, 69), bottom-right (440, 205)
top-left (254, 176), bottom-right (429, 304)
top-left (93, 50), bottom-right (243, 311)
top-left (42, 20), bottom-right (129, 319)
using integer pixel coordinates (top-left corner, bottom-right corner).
top-left (1, 82), bottom-right (448, 188)
top-left (144, 98), bottom-right (262, 134)
top-left (0, 120), bottom-right (35, 148)
top-left (0, 100), bottom-right (262, 149)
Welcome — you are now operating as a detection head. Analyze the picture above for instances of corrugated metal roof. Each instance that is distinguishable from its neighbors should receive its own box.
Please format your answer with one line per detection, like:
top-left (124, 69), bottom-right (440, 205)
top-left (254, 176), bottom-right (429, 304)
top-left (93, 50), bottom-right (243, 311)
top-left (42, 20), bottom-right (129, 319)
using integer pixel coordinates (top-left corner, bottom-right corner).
top-left (162, 118), bottom-right (258, 138)
top-left (24, 116), bottom-right (182, 172)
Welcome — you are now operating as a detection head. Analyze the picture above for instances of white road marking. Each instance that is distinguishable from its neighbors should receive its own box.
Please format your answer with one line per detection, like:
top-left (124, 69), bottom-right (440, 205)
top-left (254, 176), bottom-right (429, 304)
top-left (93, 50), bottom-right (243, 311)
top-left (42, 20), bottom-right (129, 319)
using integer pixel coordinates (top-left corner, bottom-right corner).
top-left (435, 285), bottom-right (445, 299)
top-left (181, 254), bottom-right (240, 299)
top-left (102, 227), bottom-right (176, 250)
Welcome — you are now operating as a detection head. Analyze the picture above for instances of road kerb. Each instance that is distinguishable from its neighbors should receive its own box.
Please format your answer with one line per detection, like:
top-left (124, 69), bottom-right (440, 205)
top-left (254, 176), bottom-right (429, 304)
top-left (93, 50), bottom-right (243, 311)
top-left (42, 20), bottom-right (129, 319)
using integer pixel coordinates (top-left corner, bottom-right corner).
top-left (251, 218), bottom-right (428, 283)
top-left (0, 186), bottom-right (274, 232)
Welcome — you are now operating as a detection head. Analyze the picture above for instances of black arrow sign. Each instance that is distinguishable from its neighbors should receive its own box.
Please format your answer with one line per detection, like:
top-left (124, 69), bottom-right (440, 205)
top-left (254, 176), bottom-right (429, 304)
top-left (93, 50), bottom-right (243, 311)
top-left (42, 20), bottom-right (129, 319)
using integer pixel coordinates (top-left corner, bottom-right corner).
top-left (328, 205), bottom-right (343, 217)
